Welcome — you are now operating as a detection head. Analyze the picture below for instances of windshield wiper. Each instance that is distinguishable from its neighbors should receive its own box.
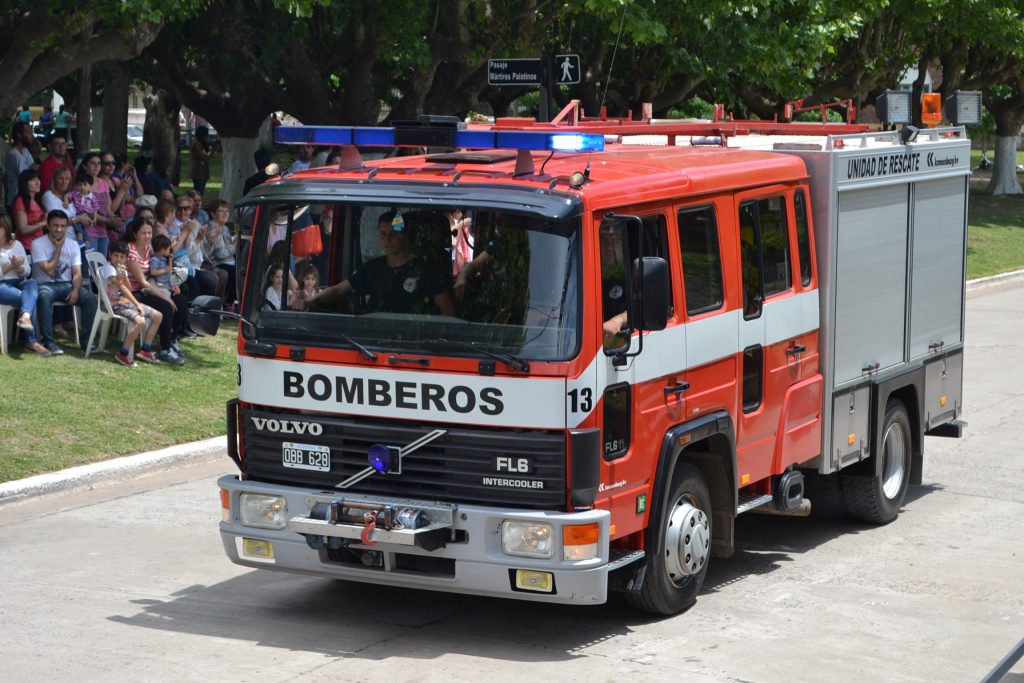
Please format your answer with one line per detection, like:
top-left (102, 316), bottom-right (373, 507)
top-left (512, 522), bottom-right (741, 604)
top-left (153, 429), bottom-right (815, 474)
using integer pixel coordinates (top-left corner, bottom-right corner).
top-left (270, 325), bottom-right (377, 360)
top-left (419, 338), bottom-right (529, 372)
top-left (336, 331), bottom-right (378, 360)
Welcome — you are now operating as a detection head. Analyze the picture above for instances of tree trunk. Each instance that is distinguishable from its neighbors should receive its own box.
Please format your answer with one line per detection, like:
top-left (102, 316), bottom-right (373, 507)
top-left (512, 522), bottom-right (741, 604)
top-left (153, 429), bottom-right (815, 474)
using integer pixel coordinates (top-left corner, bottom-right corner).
top-left (77, 65), bottom-right (92, 157)
top-left (101, 63), bottom-right (130, 159)
top-left (986, 135), bottom-right (1023, 195)
top-left (258, 115), bottom-right (274, 151)
top-left (220, 136), bottom-right (261, 207)
top-left (143, 89), bottom-right (180, 186)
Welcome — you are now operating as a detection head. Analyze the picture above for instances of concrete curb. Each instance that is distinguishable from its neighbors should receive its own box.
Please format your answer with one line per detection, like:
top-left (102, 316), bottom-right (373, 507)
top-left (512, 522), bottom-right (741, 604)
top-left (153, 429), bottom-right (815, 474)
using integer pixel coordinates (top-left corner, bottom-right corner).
top-left (965, 268), bottom-right (1024, 292)
top-left (2, 271), bottom-right (1022, 504)
top-left (0, 436), bottom-right (227, 505)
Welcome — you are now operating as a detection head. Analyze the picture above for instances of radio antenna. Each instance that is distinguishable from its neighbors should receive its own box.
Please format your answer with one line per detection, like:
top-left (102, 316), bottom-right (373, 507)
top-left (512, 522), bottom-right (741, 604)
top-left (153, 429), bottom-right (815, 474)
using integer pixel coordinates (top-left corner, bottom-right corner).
top-left (599, 4), bottom-right (628, 113)
top-left (569, 4), bottom-right (626, 191)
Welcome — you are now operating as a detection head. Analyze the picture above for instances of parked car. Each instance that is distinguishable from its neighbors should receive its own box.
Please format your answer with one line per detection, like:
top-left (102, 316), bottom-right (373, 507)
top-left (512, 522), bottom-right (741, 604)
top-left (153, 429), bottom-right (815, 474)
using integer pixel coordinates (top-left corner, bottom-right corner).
top-left (127, 125), bottom-right (144, 146)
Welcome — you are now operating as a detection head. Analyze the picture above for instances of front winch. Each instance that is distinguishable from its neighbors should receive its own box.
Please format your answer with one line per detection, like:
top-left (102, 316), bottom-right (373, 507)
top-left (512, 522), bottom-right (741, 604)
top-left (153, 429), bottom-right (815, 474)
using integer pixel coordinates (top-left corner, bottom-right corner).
top-left (291, 493), bottom-right (457, 552)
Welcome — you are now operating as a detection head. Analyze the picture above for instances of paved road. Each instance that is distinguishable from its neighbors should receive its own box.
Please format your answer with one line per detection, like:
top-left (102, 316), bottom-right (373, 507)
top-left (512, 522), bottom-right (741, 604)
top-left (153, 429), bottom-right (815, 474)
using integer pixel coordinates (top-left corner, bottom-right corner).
top-left (2, 285), bottom-right (1023, 683)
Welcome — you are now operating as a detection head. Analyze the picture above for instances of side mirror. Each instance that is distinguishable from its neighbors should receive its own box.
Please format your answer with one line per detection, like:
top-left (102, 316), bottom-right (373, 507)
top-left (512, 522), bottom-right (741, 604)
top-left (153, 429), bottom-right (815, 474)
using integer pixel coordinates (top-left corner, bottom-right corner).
top-left (634, 257), bottom-right (670, 331)
top-left (188, 295), bottom-right (223, 336)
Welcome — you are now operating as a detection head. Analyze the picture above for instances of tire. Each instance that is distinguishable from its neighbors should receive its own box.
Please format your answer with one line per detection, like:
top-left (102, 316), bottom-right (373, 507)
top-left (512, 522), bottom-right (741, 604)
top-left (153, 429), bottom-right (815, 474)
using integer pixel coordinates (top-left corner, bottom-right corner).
top-left (624, 463), bottom-right (712, 615)
top-left (802, 469), bottom-right (847, 519)
top-left (843, 400), bottom-right (912, 524)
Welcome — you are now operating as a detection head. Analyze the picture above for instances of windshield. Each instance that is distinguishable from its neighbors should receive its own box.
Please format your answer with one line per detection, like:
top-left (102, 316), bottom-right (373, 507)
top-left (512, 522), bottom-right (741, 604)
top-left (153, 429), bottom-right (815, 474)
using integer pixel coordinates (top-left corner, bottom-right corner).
top-left (241, 201), bottom-right (581, 362)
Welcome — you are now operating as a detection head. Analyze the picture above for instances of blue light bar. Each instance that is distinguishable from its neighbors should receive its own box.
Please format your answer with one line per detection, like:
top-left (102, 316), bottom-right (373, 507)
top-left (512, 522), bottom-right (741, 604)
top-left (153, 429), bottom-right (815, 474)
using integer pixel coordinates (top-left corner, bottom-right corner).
top-left (274, 126), bottom-right (396, 146)
top-left (548, 133), bottom-right (604, 152)
top-left (275, 125), bottom-right (603, 152)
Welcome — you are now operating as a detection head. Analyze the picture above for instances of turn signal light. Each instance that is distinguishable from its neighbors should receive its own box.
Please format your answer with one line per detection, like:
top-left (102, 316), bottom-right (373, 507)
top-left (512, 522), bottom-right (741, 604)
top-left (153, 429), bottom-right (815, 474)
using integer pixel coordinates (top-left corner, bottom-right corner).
top-left (220, 488), bottom-right (230, 522)
top-left (563, 523), bottom-right (599, 560)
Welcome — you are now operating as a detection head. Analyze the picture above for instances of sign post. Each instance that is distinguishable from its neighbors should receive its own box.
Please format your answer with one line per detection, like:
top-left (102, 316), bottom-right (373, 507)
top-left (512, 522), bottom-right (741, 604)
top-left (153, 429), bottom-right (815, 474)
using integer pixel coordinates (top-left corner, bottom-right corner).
top-left (489, 54), bottom-right (582, 123)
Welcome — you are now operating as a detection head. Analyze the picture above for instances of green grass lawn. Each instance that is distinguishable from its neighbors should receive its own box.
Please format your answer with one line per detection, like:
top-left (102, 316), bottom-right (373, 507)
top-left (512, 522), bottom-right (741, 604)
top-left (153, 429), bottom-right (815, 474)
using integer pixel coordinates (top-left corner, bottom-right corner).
top-left (4, 142), bottom-right (1020, 485)
top-left (967, 149), bottom-right (1024, 279)
top-left (0, 323), bottom-right (238, 483)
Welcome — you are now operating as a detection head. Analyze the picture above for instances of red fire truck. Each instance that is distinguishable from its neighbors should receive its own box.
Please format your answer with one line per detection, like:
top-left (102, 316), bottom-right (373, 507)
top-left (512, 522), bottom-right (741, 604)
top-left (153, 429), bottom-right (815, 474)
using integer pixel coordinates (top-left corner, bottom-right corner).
top-left (192, 105), bottom-right (968, 614)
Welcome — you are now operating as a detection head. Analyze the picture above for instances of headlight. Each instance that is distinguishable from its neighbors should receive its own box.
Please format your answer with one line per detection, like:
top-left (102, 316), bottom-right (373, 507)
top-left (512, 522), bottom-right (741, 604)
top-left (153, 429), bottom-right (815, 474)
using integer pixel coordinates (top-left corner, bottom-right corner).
top-left (501, 520), bottom-right (554, 559)
top-left (239, 493), bottom-right (287, 529)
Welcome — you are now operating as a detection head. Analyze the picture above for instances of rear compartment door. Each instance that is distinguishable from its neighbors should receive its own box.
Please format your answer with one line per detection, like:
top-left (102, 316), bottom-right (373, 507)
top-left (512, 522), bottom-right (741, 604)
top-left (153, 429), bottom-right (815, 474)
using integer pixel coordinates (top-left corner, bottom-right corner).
top-left (833, 184), bottom-right (909, 384)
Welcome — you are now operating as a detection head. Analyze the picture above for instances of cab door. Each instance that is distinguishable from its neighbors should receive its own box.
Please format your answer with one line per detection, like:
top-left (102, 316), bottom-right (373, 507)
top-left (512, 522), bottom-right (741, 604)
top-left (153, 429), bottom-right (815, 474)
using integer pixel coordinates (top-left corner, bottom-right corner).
top-left (734, 190), bottom-right (805, 486)
top-left (594, 208), bottom-right (681, 538)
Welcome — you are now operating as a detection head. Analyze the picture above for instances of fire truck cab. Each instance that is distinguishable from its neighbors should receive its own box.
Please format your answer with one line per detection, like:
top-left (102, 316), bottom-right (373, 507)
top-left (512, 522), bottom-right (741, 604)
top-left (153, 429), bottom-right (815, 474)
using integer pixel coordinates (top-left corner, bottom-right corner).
top-left (197, 111), bottom-right (969, 615)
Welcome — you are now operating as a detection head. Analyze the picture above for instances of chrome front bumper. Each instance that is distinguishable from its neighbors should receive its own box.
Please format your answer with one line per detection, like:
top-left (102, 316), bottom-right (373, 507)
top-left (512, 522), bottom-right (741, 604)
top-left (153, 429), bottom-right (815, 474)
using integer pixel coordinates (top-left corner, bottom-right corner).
top-left (218, 474), bottom-right (616, 605)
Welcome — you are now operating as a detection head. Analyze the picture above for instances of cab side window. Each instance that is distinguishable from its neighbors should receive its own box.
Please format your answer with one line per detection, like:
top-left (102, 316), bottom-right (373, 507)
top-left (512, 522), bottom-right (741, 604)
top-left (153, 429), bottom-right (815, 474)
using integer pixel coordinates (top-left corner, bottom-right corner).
top-left (759, 196), bottom-right (791, 296)
top-left (629, 214), bottom-right (673, 317)
top-left (739, 196), bottom-right (792, 318)
top-left (600, 220), bottom-right (629, 352)
top-left (678, 205), bottom-right (723, 315)
top-left (794, 190), bottom-right (813, 286)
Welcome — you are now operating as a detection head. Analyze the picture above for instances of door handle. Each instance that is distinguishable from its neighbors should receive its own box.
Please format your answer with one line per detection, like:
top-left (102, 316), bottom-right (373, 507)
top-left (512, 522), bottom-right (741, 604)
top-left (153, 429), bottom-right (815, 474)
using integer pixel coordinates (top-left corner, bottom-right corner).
top-left (664, 381), bottom-right (689, 396)
top-left (786, 343), bottom-right (807, 356)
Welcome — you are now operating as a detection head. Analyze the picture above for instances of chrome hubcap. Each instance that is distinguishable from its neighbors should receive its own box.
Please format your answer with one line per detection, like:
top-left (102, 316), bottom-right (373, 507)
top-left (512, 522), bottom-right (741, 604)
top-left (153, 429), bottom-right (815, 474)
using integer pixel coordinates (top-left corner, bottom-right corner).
top-left (881, 419), bottom-right (907, 499)
top-left (664, 494), bottom-right (710, 584)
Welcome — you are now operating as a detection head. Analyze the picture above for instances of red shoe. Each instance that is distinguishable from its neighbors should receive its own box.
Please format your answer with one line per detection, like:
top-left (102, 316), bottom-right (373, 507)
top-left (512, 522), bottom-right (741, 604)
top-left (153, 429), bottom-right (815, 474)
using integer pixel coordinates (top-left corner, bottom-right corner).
top-left (135, 350), bottom-right (160, 364)
top-left (115, 352), bottom-right (137, 368)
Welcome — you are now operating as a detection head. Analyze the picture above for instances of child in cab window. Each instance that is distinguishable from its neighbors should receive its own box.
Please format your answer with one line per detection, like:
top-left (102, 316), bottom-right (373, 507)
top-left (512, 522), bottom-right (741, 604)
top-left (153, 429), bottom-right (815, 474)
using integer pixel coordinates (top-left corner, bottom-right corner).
top-left (263, 264), bottom-right (290, 311)
top-left (297, 264), bottom-right (321, 309)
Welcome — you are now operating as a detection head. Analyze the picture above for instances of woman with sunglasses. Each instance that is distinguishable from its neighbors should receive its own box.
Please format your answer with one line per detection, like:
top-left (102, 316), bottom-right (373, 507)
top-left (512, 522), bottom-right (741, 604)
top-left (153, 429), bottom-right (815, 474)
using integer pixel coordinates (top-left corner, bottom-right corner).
top-left (80, 152), bottom-right (130, 250)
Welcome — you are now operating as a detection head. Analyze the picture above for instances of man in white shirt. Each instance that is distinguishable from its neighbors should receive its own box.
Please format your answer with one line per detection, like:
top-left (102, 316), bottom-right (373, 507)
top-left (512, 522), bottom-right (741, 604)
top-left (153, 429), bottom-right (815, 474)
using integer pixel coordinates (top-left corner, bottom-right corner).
top-left (31, 210), bottom-right (98, 354)
top-left (289, 144), bottom-right (314, 173)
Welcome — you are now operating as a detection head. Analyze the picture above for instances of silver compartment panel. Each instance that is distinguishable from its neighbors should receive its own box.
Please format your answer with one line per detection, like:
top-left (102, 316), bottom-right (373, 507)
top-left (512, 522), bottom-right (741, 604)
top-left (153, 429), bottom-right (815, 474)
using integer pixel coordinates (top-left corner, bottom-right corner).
top-left (831, 386), bottom-right (871, 470)
top-left (924, 354), bottom-right (963, 429)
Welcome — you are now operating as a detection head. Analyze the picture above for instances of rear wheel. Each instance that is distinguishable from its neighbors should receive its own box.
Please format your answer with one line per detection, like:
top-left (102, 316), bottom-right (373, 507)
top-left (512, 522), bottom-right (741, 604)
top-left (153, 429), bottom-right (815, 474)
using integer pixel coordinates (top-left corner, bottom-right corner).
top-left (802, 470), bottom-right (846, 519)
top-left (624, 463), bottom-right (711, 615)
top-left (843, 400), bottom-right (912, 524)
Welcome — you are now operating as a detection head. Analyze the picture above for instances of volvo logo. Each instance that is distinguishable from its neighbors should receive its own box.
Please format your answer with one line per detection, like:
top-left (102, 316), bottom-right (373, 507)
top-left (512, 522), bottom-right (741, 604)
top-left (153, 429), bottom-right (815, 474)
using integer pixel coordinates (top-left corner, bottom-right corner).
top-left (251, 417), bottom-right (324, 436)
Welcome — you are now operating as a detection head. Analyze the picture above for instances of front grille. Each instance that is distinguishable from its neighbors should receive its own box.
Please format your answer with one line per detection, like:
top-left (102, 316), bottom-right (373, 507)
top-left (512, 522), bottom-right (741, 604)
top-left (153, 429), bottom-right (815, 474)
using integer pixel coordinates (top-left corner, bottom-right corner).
top-left (241, 406), bottom-right (566, 509)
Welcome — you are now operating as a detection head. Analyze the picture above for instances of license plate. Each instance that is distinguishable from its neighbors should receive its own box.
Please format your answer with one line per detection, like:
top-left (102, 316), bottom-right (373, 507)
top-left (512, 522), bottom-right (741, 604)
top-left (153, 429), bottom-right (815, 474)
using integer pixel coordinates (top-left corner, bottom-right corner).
top-left (282, 442), bottom-right (331, 472)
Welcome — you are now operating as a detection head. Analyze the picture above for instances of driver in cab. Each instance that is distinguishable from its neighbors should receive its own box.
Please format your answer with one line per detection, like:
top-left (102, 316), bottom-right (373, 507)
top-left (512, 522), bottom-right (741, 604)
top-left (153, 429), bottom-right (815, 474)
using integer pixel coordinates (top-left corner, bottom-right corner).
top-left (313, 210), bottom-right (456, 316)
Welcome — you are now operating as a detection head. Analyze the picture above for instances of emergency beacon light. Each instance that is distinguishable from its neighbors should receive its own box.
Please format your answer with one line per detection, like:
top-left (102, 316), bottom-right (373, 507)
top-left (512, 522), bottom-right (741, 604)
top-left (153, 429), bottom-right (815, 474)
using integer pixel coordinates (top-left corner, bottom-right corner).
top-left (921, 93), bottom-right (943, 126)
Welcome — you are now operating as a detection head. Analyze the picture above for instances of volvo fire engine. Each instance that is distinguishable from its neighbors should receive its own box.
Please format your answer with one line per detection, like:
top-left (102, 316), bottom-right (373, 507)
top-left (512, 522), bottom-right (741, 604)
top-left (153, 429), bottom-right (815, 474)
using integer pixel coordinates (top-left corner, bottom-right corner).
top-left (192, 103), bottom-right (968, 614)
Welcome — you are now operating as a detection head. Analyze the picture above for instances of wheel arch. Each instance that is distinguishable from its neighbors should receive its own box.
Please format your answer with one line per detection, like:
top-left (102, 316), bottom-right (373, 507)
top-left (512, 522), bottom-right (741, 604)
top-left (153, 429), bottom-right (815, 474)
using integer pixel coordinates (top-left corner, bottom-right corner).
top-left (865, 368), bottom-right (924, 486)
top-left (651, 411), bottom-right (737, 559)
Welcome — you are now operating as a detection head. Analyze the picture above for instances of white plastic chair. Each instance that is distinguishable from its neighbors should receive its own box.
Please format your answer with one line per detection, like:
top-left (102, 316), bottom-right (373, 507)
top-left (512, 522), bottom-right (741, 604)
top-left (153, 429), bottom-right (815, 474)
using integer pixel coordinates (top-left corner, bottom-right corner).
top-left (84, 252), bottom-right (138, 357)
top-left (1, 254), bottom-right (33, 355)
top-left (0, 302), bottom-right (16, 355)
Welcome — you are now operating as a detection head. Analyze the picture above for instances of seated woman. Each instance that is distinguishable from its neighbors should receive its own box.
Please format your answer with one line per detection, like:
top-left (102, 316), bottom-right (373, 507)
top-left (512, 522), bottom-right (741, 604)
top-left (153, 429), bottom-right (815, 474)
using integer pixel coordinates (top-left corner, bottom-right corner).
top-left (0, 215), bottom-right (48, 355)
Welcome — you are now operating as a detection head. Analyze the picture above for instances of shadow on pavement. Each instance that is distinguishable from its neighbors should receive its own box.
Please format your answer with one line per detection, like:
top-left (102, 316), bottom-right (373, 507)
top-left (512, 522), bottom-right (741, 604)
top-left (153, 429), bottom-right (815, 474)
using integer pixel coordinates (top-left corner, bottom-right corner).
top-left (108, 570), bottom-right (645, 662)
top-left (107, 484), bottom-right (941, 661)
top-left (703, 482), bottom-right (941, 592)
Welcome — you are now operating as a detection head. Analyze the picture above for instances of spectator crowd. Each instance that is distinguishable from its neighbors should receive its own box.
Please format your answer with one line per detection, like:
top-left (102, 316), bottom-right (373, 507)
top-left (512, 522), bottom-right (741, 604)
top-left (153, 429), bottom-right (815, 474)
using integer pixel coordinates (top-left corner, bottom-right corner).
top-left (2, 117), bottom-right (238, 367)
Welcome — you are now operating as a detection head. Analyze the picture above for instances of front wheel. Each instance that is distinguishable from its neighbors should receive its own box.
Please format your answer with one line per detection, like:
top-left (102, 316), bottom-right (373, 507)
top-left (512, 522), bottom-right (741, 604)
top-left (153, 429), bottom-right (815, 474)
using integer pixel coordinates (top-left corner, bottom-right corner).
top-left (624, 463), bottom-right (712, 615)
top-left (843, 400), bottom-right (913, 524)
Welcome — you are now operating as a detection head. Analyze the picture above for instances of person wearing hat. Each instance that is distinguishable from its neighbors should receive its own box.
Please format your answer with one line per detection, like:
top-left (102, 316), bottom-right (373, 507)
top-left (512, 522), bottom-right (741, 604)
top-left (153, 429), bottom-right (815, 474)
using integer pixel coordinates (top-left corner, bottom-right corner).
top-left (313, 210), bottom-right (454, 316)
top-left (135, 194), bottom-right (158, 211)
